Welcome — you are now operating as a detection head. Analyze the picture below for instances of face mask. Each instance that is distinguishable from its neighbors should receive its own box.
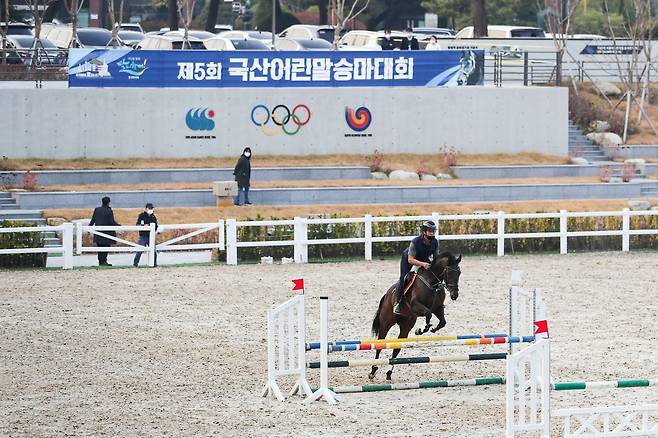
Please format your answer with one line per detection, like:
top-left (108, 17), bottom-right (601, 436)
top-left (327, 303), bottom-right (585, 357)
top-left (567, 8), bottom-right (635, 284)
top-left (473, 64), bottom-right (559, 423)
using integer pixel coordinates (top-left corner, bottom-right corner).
top-left (147, 209), bottom-right (153, 215)
top-left (407, 33), bottom-right (413, 38)
top-left (244, 152), bottom-right (251, 158)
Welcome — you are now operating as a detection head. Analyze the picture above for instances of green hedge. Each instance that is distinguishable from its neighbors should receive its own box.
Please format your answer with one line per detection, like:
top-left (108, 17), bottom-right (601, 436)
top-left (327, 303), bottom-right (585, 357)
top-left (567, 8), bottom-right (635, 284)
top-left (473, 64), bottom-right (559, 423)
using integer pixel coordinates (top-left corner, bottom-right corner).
top-left (234, 214), bottom-right (658, 262)
top-left (0, 220), bottom-right (47, 268)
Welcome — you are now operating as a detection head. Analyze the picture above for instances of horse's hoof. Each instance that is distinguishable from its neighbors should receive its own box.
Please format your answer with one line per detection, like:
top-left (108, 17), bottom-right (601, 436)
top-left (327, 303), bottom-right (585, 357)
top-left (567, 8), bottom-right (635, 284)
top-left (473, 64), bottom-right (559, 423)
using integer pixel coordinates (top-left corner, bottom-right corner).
top-left (368, 373), bottom-right (375, 380)
top-left (386, 372), bottom-right (392, 381)
top-left (414, 328), bottom-right (422, 336)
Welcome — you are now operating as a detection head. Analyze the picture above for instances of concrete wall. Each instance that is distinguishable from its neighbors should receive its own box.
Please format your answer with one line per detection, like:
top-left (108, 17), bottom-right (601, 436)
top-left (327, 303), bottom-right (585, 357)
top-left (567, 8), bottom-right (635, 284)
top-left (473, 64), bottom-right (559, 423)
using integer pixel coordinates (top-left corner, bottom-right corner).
top-left (452, 164), bottom-right (658, 179)
top-left (0, 166), bottom-right (370, 187)
top-left (14, 181), bottom-right (656, 209)
top-left (1, 86), bottom-right (568, 159)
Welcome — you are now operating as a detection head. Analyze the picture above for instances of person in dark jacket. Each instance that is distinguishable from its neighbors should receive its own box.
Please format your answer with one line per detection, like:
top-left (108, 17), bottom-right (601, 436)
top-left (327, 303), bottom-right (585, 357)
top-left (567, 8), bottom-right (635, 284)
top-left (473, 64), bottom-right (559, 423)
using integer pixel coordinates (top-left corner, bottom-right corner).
top-left (380, 29), bottom-right (395, 50)
top-left (133, 202), bottom-right (158, 267)
top-left (89, 196), bottom-right (120, 266)
top-left (394, 220), bottom-right (440, 314)
top-left (400, 27), bottom-right (419, 50)
top-left (233, 147), bottom-right (252, 206)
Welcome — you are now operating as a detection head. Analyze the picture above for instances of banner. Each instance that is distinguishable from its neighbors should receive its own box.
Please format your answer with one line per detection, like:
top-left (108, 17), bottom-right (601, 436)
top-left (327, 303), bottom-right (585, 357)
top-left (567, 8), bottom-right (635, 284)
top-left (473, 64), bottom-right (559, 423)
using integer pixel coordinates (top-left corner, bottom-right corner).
top-left (68, 48), bottom-right (484, 88)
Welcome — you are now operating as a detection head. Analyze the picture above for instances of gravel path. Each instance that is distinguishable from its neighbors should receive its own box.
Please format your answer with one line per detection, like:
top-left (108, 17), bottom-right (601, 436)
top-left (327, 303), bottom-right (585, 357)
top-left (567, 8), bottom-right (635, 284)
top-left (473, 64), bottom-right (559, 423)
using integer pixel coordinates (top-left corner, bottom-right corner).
top-left (1, 252), bottom-right (656, 437)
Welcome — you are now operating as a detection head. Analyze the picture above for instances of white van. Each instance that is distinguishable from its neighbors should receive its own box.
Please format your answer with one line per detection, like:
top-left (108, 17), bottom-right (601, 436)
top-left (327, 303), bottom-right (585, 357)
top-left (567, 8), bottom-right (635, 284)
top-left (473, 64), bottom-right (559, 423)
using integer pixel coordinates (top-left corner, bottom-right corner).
top-left (456, 25), bottom-right (545, 39)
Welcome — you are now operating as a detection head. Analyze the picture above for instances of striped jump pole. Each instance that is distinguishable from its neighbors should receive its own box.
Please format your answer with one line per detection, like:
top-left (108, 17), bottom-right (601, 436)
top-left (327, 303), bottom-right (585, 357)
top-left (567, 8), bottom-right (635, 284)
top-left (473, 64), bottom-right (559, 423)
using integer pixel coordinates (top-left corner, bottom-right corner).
top-left (306, 333), bottom-right (510, 351)
top-left (552, 379), bottom-right (658, 391)
top-left (312, 377), bottom-right (506, 394)
top-left (323, 336), bottom-right (535, 352)
top-left (307, 352), bottom-right (507, 369)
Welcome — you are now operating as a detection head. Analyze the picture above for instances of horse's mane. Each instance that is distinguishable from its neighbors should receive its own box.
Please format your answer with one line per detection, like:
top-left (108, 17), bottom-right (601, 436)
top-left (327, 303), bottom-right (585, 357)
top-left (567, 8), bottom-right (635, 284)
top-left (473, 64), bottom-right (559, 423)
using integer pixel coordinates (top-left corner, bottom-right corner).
top-left (435, 251), bottom-right (458, 265)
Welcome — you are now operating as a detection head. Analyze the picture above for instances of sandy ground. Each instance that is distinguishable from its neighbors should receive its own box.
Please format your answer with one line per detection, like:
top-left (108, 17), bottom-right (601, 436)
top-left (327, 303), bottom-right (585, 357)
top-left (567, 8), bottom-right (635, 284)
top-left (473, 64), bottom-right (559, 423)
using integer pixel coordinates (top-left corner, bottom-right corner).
top-left (1, 252), bottom-right (657, 437)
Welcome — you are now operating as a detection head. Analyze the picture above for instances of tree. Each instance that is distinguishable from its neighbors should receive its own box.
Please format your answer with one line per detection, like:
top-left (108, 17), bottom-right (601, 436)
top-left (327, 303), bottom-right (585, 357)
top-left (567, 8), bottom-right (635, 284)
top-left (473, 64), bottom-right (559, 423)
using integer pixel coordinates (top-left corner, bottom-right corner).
top-left (107, 0), bottom-right (126, 47)
top-left (330, 0), bottom-right (370, 47)
top-left (205, 0), bottom-right (219, 31)
top-left (64, 0), bottom-right (85, 49)
top-left (470, 0), bottom-right (487, 36)
top-left (422, 0), bottom-right (539, 32)
top-left (168, 0), bottom-right (179, 30)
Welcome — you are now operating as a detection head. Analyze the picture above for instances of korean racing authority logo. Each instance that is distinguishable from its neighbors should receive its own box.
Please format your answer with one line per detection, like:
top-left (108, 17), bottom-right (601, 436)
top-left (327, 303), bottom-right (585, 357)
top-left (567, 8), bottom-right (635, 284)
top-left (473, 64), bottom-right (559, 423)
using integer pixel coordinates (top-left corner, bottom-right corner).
top-left (250, 104), bottom-right (311, 136)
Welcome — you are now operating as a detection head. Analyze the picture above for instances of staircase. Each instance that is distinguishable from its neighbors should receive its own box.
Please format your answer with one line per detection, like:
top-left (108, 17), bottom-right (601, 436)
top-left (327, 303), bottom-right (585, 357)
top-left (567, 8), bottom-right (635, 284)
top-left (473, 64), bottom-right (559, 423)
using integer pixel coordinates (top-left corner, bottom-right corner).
top-left (0, 192), bottom-right (60, 247)
top-left (568, 121), bottom-right (609, 162)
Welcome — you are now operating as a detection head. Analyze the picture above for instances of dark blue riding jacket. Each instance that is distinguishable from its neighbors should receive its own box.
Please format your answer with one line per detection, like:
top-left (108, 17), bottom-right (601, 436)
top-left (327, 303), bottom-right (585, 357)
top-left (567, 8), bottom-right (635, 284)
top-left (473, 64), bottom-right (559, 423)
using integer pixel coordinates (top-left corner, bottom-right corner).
top-left (400, 236), bottom-right (440, 278)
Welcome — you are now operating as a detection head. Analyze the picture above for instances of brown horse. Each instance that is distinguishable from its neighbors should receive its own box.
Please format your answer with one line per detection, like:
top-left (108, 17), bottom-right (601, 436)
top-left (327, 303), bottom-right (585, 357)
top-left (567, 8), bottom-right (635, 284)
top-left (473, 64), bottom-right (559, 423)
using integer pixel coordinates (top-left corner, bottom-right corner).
top-left (368, 251), bottom-right (462, 380)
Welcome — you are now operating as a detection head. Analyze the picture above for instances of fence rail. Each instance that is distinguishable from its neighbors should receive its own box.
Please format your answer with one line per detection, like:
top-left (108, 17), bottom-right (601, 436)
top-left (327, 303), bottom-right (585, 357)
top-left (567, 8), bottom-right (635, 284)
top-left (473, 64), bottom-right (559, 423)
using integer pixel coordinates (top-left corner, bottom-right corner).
top-left (224, 209), bottom-right (658, 265)
top-left (0, 210), bottom-right (656, 269)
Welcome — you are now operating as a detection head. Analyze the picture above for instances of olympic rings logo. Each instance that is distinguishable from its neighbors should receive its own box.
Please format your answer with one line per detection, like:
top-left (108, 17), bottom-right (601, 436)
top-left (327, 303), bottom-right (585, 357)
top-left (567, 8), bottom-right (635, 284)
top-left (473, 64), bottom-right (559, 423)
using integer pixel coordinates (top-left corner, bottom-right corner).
top-left (250, 104), bottom-right (311, 136)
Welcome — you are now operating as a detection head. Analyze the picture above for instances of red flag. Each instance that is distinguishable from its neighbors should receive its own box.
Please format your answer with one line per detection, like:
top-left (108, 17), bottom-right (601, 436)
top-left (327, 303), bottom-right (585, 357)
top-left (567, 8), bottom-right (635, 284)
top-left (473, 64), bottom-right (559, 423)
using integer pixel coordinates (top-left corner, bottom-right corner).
top-left (534, 320), bottom-right (549, 337)
top-left (292, 278), bottom-right (305, 291)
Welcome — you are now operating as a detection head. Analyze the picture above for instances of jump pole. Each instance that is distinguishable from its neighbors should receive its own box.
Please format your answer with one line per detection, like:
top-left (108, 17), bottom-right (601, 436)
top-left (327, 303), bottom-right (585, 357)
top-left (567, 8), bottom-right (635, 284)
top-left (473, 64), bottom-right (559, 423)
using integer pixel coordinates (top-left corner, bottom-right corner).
top-left (303, 297), bottom-right (340, 405)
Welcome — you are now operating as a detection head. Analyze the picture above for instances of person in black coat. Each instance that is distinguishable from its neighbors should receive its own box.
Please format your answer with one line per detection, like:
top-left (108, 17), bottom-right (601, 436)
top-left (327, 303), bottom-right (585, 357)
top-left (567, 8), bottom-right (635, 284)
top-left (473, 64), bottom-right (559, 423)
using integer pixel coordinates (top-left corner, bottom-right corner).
top-left (133, 202), bottom-right (158, 267)
top-left (400, 27), bottom-right (419, 50)
top-left (89, 196), bottom-right (120, 266)
top-left (380, 29), bottom-right (395, 50)
top-left (233, 147), bottom-right (252, 206)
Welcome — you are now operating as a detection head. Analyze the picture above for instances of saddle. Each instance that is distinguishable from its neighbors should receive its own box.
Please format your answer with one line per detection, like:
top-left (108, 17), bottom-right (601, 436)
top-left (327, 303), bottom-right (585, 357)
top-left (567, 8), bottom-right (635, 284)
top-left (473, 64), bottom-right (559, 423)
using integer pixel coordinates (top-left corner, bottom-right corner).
top-left (402, 272), bottom-right (417, 297)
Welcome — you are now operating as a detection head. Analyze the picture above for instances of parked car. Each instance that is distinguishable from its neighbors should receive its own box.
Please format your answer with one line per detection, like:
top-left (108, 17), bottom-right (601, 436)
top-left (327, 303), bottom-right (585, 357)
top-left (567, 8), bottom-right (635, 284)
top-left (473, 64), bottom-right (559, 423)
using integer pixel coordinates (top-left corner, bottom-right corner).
top-left (119, 23), bottom-right (144, 33)
top-left (279, 24), bottom-right (345, 43)
top-left (220, 30), bottom-right (274, 48)
top-left (412, 27), bottom-right (455, 39)
top-left (274, 37), bottom-right (332, 51)
top-left (214, 24), bottom-right (232, 34)
top-left (46, 26), bottom-right (120, 49)
top-left (117, 30), bottom-right (144, 47)
top-left (136, 34), bottom-right (205, 50)
top-left (0, 22), bottom-right (33, 36)
top-left (3, 35), bottom-right (66, 66)
top-left (203, 36), bottom-right (269, 50)
top-left (163, 30), bottom-right (216, 40)
top-left (338, 30), bottom-right (406, 50)
top-left (455, 25), bottom-right (545, 38)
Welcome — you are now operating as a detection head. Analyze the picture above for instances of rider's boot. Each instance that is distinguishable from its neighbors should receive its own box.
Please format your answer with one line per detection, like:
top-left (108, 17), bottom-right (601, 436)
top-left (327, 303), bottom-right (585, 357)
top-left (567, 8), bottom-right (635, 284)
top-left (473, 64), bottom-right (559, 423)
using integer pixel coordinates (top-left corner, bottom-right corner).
top-left (393, 281), bottom-right (403, 315)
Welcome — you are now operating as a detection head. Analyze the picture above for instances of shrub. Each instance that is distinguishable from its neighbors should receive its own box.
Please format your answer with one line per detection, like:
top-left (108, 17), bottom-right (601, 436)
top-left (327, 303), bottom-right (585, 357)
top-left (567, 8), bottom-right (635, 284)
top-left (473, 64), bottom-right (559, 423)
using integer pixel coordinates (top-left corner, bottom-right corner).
top-left (366, 149), bottom-right (385, 172)
top-left (569, 88), bottom-right (633, 136)
top-left (0, 220), bottom-right (47, 268)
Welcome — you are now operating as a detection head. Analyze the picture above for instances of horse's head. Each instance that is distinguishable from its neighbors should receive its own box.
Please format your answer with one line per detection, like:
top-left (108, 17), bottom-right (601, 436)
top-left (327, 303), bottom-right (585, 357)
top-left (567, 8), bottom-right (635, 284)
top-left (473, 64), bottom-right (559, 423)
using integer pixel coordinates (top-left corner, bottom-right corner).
top-left (431, 252), bottom-right (462, 301)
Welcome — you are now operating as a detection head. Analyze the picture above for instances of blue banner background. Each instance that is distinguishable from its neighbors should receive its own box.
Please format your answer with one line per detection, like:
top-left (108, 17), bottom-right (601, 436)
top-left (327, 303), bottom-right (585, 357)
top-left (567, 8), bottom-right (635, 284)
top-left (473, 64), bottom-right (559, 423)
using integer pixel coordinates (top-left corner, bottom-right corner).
top-left (68, 49), bottom-right (484, 88)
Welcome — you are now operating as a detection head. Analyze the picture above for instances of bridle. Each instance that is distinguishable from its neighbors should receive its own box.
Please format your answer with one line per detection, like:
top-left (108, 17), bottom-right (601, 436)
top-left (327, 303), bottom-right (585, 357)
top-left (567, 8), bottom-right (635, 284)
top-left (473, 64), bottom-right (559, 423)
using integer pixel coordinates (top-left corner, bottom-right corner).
top-left (418, 262), bottom-right (460, 292)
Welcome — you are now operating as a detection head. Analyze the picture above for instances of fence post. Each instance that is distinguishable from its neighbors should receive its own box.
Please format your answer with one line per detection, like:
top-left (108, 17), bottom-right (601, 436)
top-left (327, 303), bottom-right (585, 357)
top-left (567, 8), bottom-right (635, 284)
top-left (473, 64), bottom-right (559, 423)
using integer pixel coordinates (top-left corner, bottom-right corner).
top-left (622, 208), bottom-right (630, 252)
top-left (432, 211), bottom-right (440, 247)
top-left (218, 219), bottom-right (225, 251)
top-left (62, 223), bottom-right (74, 270)
top-left (148, 222), bottom-right (156, 267)
top-left (294, 217), bottom-right (308, 264)
top-left (523, 51), bottom-right (529, 86)
top-left (76, 222), bottom-right (83, 255)
top-left (226, 219), bottom-right (238, 265)
top-left (497, 211), bottom-right (505, 257)
top-left (559, 210), bottom-right (568, 255)
top-left (364, 214), bottom-right (372, 261)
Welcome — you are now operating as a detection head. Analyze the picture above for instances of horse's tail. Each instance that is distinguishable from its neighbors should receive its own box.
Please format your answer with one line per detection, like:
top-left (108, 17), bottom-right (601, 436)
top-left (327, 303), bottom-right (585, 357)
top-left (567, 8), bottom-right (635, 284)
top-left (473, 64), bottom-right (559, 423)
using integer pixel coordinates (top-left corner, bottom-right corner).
top-left (371, 293), bottom-right (386, 337)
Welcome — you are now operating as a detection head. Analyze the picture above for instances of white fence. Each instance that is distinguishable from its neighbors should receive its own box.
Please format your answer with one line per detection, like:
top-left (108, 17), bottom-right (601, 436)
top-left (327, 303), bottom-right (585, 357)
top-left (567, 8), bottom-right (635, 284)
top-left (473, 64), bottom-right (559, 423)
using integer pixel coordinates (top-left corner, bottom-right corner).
top-left (0, 210), bottom-right (657, 269)
top-left (225, 209), bottom-right (658, 265)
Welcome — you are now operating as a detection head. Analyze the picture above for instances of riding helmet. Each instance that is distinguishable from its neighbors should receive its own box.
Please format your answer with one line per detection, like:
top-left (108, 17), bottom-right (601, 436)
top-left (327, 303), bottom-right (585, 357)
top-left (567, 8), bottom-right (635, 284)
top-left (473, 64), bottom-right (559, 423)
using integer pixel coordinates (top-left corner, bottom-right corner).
top-left (421, 220), bottom-right (437, 232)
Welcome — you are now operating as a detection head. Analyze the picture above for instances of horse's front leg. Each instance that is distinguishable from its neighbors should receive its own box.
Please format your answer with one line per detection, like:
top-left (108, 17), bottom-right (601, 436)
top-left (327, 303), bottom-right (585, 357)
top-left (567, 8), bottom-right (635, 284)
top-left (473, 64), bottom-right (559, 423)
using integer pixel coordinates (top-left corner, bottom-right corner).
top-left (409, 301), bottom-right (432, 336)
top-left (430, 304), bottom-right (446, 333)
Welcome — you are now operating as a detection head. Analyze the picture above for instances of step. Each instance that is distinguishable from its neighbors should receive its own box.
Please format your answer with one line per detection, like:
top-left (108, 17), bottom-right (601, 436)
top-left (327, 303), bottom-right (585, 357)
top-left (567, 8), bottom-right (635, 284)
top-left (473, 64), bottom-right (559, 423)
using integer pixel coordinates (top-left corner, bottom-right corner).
top-left (43, 237), bottom-right (62, 247)
top-left (0, 193), bottom-right (12, 199)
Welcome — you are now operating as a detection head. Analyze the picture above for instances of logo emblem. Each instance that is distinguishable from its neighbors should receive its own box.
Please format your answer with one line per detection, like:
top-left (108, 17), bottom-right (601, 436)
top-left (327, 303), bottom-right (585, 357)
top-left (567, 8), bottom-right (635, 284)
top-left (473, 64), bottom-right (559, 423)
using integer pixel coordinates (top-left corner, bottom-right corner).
top-left (250, 104), bottom-right (311, 136)
top-left (186, 108), bottom-right (215, 131)
top-left (116, 57), bottom-right (149, 78)
top-left (345, 106), bottom-right (372, 132)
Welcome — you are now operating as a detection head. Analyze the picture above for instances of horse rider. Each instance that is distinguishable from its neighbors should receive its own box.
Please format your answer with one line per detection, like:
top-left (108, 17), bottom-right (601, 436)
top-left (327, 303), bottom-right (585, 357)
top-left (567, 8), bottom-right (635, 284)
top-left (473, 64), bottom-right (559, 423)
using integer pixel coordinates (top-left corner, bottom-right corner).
top-left (394, 220), bottom-right (440, 315)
